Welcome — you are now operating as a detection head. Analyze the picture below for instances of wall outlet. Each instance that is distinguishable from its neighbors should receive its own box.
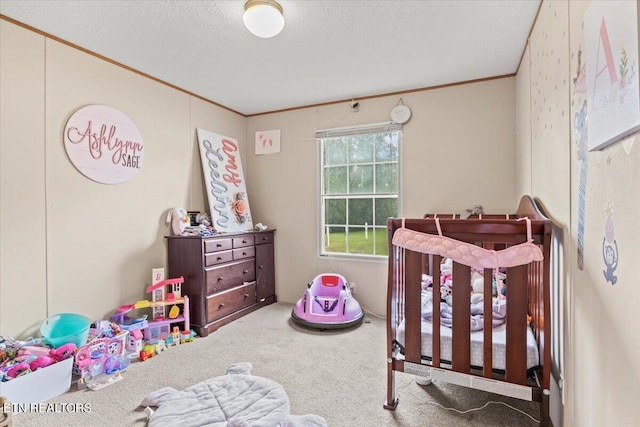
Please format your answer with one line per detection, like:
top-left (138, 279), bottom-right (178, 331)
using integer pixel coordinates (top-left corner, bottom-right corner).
top-left (350, 282), bottom-right (356, 294)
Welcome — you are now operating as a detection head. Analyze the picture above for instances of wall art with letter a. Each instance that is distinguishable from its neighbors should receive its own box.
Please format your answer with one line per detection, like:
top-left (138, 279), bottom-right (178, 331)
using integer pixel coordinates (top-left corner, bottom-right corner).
top-left (585, 0), bottom-right (640, 151)
top-left (197, 128), bottom-right (253, 232)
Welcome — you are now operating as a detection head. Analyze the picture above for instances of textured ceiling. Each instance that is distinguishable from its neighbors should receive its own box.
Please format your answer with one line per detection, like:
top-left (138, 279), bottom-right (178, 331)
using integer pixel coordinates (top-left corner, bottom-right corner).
top-left (0, 0), bottom-right (541, 115)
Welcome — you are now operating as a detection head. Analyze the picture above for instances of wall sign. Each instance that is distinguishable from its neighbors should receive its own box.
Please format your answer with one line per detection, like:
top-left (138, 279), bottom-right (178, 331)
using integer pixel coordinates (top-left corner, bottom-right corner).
top-left (255, 129), bottom-right (281, 155)
top-left (585, 1), bottom-right (640, 151)
top-left (64, 105), bottom-right (144, 184)
top-left (197, 128), bottom-right (253, 232)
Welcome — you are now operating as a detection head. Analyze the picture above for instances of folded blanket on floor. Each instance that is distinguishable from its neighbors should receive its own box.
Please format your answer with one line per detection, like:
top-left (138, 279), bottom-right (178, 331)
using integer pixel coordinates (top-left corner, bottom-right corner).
top-left (140, 363), bottom-right (327, 427)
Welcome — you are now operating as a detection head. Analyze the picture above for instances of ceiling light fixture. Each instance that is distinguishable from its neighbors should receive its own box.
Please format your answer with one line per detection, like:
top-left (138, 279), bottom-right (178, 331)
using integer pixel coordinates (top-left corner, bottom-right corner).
top-left (243, 0), bottom-right (285, 38)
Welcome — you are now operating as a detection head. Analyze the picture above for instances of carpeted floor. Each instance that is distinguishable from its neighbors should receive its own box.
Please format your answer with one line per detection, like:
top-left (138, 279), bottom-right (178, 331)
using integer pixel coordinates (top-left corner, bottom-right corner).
top-left (11, 303), bottom-right (541, 426)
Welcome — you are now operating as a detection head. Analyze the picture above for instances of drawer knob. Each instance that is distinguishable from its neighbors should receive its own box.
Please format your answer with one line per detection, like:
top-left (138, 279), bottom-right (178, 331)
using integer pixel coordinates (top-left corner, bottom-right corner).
top-left (244, 293), bottom-right (250, 298)
top-left (217, 256), bottom-right (223, 261)
top-left (258, 265), bottom-right (264, 269)
top-left (243, 269), bottom-right (249, 274)
top-left (217, 243), bottom-right (222, 247)
top-left (219, 303), bottom-right (225, 308)
top-left (262, 237), bottom-right (268, 240)
top-left (218, 277), bottom-right (224, 281)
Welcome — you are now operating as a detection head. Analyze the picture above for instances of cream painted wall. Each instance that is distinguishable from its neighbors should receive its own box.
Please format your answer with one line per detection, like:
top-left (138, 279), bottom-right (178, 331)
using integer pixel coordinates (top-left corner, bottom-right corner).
top-left (0, 21), bottom-right (47, 337)
top-left (568, 1), bottom-right (640, 425)
top-left (517, 1), bottom-right (640, 425)
top-left (246, 78), bottom-right (517, 316)
top-left (0, 20), bottom-right (247, 338)
top-left (516, 43), bottom-right (533, 197)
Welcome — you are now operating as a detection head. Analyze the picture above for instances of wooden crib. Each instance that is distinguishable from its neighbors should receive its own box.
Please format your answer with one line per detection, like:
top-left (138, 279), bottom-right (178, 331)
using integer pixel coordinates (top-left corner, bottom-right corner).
top-left (384, 195), bottom-right (552, 426)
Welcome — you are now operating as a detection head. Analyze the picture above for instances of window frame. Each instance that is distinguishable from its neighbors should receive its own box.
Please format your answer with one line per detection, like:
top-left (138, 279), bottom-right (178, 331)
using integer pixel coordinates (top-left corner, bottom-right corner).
top-left (316, 122), bottom-right (402, 260)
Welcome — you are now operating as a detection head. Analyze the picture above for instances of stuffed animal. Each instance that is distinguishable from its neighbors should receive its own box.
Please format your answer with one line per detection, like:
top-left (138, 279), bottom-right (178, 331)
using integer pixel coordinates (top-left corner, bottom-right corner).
top-left (6, 362), bottom-right (31, 379)
top-left (440, 258), bottom-right (453, 286)
top-left (421, 274), bottom-right (433, 290)
top-left (471, 271), bottom-right (484, 294)
top-left (195, 213), bottom-right (210, 227)
top-left (166, 208), bottom-right (189, 236)
top-left (49, 343), bottom-right (77, 362)
top-left (440, 284), bottom-right (453, 305)
top-left (493, 272), bottom-right (507, 299)
top-left (29, 355), bottom-right (55, 371)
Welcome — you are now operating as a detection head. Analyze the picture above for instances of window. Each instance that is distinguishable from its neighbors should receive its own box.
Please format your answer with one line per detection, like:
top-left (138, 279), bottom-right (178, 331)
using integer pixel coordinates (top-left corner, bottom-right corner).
top-left (317, 122), bottom-right (401, 258)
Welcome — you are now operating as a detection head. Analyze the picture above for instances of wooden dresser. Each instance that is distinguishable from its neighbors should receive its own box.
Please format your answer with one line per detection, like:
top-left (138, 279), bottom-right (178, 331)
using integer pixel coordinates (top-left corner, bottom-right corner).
top-left (166, 230), bottom-right (276, 337)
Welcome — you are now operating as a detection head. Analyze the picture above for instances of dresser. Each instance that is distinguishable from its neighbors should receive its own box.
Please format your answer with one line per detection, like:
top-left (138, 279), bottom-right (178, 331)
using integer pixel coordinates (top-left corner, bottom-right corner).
top-left (166, 230), bottom-right (276, 337)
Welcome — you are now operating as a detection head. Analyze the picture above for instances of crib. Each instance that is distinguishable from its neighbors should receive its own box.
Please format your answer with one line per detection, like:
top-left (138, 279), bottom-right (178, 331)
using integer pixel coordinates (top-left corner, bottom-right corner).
top-left (384, 195), bottom-right (552, 426)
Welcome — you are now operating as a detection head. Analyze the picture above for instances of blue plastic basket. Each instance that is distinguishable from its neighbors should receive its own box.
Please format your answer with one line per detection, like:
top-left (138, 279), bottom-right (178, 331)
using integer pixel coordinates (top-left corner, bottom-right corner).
top-left (40, 313), bottom-right (91, 349)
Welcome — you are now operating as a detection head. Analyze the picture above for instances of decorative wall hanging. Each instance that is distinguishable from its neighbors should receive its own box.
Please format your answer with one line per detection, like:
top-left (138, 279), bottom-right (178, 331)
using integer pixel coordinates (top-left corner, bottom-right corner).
top-left (574, 101), bottom-right (589, 271)
top-left (64, 105), bottom-right (144, 184)
top-left (602, 202), bottom-right (618, 285)
top-left (585, 1), bottom-right (640, 151)
top-left (197, 128), bottom-right (253, 232)
top-left (255, 129), bottom-right (281, 155)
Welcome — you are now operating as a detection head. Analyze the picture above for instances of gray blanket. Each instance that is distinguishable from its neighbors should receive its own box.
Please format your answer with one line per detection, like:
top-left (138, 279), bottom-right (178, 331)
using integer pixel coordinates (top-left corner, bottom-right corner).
top-left (141, 363), bottom-right (327, 427)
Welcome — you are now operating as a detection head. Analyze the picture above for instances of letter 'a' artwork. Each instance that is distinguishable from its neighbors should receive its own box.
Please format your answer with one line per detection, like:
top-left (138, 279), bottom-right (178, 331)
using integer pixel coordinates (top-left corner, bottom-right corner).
top-left (197, 128), bottom-right (253, 232)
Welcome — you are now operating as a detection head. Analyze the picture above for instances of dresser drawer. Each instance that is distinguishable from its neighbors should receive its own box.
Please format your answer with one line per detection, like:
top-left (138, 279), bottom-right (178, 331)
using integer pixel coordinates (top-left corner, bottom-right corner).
top-left (255, 232), bottom-right (274, 245)
top-left (207, 282), bottom-right (256, 322)
top-left (233, 246), bottom-right (255, 260)
top-left (204, 238), bottom-right (233, 253)
top-left (205, 259), bottom-right (255, 294)
top-left (233, 235), bottom-right (254, 248)
top-left (204, 250), bottom-right (233, 266)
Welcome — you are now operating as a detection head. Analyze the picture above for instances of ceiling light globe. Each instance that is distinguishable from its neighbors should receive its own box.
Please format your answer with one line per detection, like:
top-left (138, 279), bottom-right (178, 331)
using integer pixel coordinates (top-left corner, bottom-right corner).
top-left (243, 1), bottom-right (285, 38)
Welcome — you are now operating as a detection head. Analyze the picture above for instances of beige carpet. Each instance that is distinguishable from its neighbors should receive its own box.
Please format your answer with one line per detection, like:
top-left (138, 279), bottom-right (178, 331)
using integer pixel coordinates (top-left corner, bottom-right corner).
top-left (11, 303), bottom-right (541, 426)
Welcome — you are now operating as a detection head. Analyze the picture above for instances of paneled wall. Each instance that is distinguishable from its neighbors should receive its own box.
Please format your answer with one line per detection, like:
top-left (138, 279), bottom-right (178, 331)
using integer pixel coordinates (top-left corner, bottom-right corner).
top-left (0, 20), bottom-right (247, 337)
top-left (246, 78), bottom-right (518, 315)
top-left (516, 1), bottom-right (640, 425)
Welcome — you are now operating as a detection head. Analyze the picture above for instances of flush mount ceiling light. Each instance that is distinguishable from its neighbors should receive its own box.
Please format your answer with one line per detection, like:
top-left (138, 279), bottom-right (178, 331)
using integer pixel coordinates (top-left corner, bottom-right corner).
top-left (243, 0), bottom-right (285, 38)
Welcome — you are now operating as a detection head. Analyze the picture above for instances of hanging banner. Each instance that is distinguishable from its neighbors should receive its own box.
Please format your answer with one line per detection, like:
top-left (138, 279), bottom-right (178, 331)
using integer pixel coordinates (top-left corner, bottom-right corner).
top-left (197, 128), bottom-right (253, 232)
top-left (63, 105), bottom-right (144, 184)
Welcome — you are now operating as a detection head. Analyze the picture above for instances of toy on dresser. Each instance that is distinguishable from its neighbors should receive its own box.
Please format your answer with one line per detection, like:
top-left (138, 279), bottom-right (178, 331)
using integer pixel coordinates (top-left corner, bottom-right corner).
top-left (166, 208), bottom-right (189, 236)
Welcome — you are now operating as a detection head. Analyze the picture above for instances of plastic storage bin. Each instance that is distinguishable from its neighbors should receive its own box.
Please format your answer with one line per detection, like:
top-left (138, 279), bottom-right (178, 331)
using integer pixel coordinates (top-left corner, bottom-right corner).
top-left (0, 357), bottom-right (73, 413)
top-left (40, 313), bottom-right (91, 348)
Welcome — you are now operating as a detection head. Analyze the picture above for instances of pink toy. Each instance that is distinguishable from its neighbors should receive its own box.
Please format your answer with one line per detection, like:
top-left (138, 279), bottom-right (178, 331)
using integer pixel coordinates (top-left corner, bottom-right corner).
top-left (49, 343), bottom-right (77, 362)
top-left (17, 345), bottom-right (52, 358)
top-left (75, 337), bottom-right (126, 382)
top-left (7, 362), bottom-right (31, 379)
top-left (29, 355), bottom-right (55, 371)
top-left (166, 208), bottom-right (189, 236)
top-left (291, 274), bottom-right (363, 330)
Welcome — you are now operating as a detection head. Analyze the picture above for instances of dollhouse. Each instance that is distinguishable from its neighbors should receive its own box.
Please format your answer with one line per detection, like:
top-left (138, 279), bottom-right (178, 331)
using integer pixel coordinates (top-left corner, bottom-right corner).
top-left (144, 277), bottom-right (189, 341)
top-left (111, 276), bottom-right (190, 342)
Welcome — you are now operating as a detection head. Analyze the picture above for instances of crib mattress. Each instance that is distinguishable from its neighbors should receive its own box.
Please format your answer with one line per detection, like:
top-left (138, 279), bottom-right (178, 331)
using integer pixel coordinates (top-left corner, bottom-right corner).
top-left (396, 319), bottom-right (540, 371)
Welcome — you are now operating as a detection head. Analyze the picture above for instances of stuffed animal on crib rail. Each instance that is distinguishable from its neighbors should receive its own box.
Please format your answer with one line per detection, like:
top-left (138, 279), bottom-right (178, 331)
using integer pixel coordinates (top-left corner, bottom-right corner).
top-left (166, 208), bottom-right (189, 236)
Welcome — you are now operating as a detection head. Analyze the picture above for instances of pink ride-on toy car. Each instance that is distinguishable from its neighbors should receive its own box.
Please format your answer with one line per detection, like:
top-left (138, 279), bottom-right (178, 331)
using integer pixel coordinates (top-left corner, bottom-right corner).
top-left (291, 274), bottom-right (364, 330)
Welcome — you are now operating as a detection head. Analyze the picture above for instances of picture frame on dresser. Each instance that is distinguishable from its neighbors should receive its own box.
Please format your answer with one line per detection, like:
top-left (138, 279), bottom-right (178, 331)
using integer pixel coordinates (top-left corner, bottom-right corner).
top-left (165, 230), bottom-right (276, 337)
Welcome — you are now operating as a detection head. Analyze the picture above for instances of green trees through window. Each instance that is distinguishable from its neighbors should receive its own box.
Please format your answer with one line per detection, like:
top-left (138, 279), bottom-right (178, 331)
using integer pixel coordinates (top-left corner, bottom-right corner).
top-left (319, 124), bottom-right (401, 257)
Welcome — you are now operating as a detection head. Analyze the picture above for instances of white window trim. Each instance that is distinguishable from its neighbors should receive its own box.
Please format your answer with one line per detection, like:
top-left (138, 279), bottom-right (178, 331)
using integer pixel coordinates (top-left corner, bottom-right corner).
top-left (316, 122), bottom-right (403, 260)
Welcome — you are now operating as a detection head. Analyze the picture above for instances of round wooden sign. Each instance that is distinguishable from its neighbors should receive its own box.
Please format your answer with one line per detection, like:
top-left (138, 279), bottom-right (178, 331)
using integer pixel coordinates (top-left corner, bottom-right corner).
top-left (64, 105), bottom-right (144, 184)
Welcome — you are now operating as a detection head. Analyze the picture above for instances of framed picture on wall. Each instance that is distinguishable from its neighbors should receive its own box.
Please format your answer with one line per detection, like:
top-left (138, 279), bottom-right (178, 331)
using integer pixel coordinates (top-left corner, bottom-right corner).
top-left (187, 211), bottom-right (200, 226)
top-left (585, 0), bottom-right (640, 151)
top-left (196, 128), bottom-right (253, 232)
top-left (255, 129), bottom-right (281, 155)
